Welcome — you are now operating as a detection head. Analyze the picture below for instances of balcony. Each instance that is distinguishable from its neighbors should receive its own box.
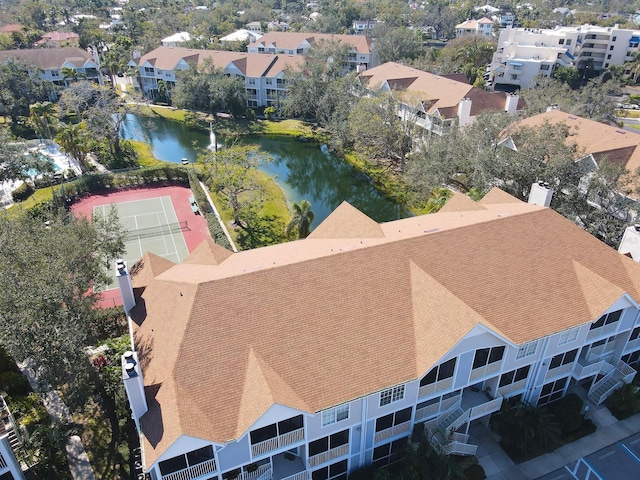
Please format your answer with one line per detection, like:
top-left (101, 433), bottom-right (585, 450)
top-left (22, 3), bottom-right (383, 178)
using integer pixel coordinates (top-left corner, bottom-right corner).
top-left (586, 322), bottom-right (619, 341)
top-left (374, 419), bottom-right (411, 444)
top-left (497, 378), bottom-right (527, 397)
top-left (469, 361), bottom-right (502, 382)
top-left (251, 428), bottom-right (304, 457)
top-left (308, 444), bottom-right (349, 467)
top-left (162, 459), bottom-right (217, 480)
top-left (419, 377), bottom-right (453, 398)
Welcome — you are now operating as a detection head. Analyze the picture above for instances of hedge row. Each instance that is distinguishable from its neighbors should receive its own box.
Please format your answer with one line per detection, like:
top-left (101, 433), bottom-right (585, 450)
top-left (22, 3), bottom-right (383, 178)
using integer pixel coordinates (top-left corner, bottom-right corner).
top-left (54, 165), bottom-right (189, 203)
top-left (187, 171), bottom-right (233, 250)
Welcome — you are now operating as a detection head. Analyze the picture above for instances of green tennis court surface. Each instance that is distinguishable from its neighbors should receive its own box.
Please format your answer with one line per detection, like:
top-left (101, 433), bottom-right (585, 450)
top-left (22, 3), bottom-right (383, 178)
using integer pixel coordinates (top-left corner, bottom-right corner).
top-left (94, 196), bottom-right (190, 291)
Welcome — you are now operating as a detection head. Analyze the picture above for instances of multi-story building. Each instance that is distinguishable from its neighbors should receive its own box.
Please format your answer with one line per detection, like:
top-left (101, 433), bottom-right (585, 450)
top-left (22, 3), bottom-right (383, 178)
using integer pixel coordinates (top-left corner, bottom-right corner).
top-left (247, 32), bottom-right (375, 70)
top-left (0, 396), bottom-right (26, 480)
top-left (34, 31), bottom-right (80, 48)
top-left (358, 62), bottom-right (522, 135)
top-left (120, 188), bottom-right (640, 480)
top-left (454, 17), bottom-right (494, 38)
top-left (129, 46), bottom-right (304, 107)
top-left (489, 24), bottom-right (640, 89)
top-left (0, 47), bottom-right (102, 89)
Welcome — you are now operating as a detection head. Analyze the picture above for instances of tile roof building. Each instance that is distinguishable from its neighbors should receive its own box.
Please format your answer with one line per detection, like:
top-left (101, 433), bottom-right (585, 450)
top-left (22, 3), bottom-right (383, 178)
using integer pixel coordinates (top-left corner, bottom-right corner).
top-left (358, 62), bottom-right (523, 135)
top-left (247, 32), bottom-right (375, 70)
top-left (130, 46), bottom-right (304, 107)
top-left (455, 17), bottom-right (495, 38)
top-left (121, 190), bottom-right (640, 480)
top-left (0, 47), bottom-right (101, 88)
top-left (34, 31), bottom-right (80, 47)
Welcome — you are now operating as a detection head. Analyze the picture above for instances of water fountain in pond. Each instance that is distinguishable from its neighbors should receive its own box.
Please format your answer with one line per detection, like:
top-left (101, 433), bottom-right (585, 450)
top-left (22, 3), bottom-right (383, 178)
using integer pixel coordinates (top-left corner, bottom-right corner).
top-left (209, 123), bottom-right (218, 152)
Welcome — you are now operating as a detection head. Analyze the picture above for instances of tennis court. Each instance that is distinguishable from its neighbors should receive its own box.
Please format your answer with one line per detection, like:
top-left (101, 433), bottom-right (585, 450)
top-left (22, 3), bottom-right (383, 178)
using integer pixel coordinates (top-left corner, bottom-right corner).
top-left (94, 196), bottom-right (190, 290)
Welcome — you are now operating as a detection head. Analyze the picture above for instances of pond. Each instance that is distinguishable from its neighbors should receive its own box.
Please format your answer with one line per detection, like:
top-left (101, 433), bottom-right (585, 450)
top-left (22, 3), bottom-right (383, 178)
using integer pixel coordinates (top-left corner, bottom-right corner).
top-left (120, 113), bottom-right (409, 225)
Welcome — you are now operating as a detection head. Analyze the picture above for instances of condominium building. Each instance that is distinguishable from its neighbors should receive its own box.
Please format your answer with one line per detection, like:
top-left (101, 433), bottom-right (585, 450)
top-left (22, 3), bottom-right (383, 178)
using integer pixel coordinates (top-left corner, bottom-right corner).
top-left (129, 46), bottom-right (304, 107)
top-left (358, 62), bottom-right (522, 135)
top-left (489, 24), bottom-right (640, 89)
top-left (247, 32), bottom-right (375, 71)
top-left (120, 188), bottom-right (640, 480)
top-left (0, 47), bottom-right (102, 88)
top-left (454, 17), bottom-right (494, 38)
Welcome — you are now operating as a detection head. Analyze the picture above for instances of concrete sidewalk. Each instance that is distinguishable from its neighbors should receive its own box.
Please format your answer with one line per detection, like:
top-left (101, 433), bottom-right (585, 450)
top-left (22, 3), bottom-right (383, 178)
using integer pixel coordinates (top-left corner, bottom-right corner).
top-left (481, 412), bottom-right (640, 479)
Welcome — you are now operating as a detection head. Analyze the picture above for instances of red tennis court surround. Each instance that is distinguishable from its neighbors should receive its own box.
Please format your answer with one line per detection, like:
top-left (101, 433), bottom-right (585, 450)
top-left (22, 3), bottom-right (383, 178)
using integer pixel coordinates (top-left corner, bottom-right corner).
top-left (72, 185), bottom-right (212, 308)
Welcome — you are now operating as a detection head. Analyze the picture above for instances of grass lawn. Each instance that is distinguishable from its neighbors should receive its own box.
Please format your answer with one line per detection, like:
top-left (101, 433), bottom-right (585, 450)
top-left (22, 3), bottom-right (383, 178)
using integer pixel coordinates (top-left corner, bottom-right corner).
top-left (128, 140), bottom-right (165, 167)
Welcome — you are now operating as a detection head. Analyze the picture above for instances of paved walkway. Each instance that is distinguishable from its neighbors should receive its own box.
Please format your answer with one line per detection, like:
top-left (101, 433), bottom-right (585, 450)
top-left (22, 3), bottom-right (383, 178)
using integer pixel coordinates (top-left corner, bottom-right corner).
top-left (476, 410), bottom-right (640, 480)
top-left (19, 361), bottom-right (96, 480)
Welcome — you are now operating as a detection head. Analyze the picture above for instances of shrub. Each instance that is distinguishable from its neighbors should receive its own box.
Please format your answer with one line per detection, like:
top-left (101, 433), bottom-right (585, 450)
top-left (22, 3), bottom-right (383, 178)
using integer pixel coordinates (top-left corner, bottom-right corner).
top-left (546, 393), bottom-right (584, 438)
top-left (464, 463), bottom-right (486, 480)
top-left (11, 182), bottom-right (34, 202)
top-left (605, 382), bottom-right (640, 420)
top-left (88, 307), bottom-right (128, 343)
top-left (0, 346), bottom-right (20, 374)
top-left (0, 371), bottom-right (31, 396)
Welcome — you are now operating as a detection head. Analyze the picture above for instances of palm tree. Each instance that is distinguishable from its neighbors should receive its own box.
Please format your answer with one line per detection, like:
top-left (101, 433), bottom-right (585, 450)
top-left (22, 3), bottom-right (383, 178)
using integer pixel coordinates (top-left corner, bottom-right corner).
top-left (424, 187), bottom-right (452, 213)
top-left (285, 200), bottom-right (315, 239)
top-left (29, 101), bottom-right (57, 139)
top-left (61, 66), bottom-right (87, 85)
top-left (55, 123), bottom-right (90, 173)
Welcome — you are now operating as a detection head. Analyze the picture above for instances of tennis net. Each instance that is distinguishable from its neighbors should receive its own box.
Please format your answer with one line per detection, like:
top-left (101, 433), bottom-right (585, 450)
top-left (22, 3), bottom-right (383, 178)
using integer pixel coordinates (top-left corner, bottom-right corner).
top-left (125, 220), bottom-right (189, 240)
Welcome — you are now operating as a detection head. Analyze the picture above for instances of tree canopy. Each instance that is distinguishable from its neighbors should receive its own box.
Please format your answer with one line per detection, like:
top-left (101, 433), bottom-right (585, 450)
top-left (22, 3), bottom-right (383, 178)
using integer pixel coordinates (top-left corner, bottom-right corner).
top-left (0, 206), bottom-right (125, 401)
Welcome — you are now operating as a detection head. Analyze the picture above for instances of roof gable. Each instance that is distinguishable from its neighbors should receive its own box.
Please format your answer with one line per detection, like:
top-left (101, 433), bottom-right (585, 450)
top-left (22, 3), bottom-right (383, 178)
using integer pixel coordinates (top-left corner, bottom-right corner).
top-left (308, 201), bottom-right (385, 239)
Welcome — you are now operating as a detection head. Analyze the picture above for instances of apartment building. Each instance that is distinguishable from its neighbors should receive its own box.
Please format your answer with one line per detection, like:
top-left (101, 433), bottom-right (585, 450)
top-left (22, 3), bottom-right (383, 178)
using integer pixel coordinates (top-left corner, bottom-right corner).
top-left (129, 46), bottom-right (304, 107)
top-left (358, 62), bottom-right (522, 135)
top-left (490, 24), bottom-right (640, 89)
top-left (454, 17), bottom-right (494, 38)
top-left (120, 189), bottom-right (640, 480)
top-left (247, 32), bottom-right (375, 70)
top-left (0, 47), bottom-right (102, 88)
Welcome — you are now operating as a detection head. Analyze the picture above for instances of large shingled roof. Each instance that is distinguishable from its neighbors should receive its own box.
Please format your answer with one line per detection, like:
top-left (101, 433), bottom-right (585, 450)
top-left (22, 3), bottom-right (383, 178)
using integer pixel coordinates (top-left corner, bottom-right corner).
top-left (131, 190), bottom-right (640, 464)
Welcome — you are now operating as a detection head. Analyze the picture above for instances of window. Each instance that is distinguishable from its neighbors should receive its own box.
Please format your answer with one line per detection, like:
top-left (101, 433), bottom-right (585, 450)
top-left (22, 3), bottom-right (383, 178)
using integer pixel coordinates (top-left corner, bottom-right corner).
top-left (629, 326), bottom-right (640, 342)
top-left (266, 78), bottom-right (273, 84)
top-left (510, 74), bottom-right (519, 80)
top-left (0, 474), bottom-right (15, 480)
top-left (144, 67), bottom-right (154, 74)
top-left (558, 327), bottom-right (580, 345)
top-left (566, 39), bottom-right (572, 45)
top-left (312, 459), bottom-right (348, 480)
top-left (472, 346), bottom-right (505, 369)
top-left (420, 358), bottom-right (456, 386)
top-left (372, 437), bottom-right (409, 468)
top-left (249, 415), bottom-right (303, 445)
top-left (499, 365), bottom-right (530, 387)
top-left (548, 349), bottom-right (578, 370)
top-left (559, 39), bottom-right (565, 45)
top-left (622, 350), bottom-right (640, 365)
top-left (321, 403), bottom-right (349, 427)
top-left (605, 63), bottom-right (609, 68)
top-left (51, 70), bottom-right (60, 77)
top-left (540, 64), bottom-right (550, 71)
top-left (589, 310), bottom-right (622, 330)
top-left (607, 54), bottom-right (612, 59)
top-left (375, 407), bottom-right (412, 433)
top-left (309, 430), bottom-right (349, 457)
top-left (613, 36), bottom-right (617, 41)
top-left (248, 78), bottom-right (256, 85)
top-left (539, 377), bottom-right (568, 405)
top-left (516, 340), bottom-right (538, 359)
top-left (380, 385), bottom-right (405, 406)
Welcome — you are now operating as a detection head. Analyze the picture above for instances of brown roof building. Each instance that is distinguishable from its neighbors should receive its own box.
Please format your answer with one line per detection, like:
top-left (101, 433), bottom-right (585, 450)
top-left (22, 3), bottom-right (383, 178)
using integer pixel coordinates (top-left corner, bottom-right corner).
top-left (358, 62), bottom-right (523, 135)
top-left (123, 190), bottom-right (640, 479)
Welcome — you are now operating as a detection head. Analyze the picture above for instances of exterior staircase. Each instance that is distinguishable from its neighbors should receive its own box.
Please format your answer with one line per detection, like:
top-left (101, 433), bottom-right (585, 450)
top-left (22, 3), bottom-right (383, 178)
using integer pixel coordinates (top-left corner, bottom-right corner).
top-left (587, 358), bottom-right (636, 405)
top-left (425, 406), bottom-right (477, 456)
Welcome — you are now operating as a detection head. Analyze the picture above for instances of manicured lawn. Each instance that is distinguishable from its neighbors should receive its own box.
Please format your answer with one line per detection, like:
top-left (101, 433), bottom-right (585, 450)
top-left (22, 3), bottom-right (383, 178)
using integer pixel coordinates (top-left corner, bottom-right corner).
top-left (128, 140), bottom-right (164, 167)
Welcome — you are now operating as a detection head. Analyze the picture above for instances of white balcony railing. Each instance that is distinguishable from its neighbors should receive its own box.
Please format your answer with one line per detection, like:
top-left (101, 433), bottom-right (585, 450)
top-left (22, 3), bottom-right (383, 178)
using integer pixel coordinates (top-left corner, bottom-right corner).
top-left (251, 428), bottom-right (304, 457)
top-left (280, 472), bottom-right (309, 480)
top-left (469, 361), bottom-right (502, 382)
top-left (162, 459), bottom-right (217, 480)
top-left (586, 323), bottom-right (618, 341)
top-left (573, 358), bottom-right (612, 380)
top-left (468, 396), bottom-right (502, 421)
top-left (546, 362), bottom-right (574, 379)
top-left (374, 420), bottom-right (411, 443)
top-left (497, 379), bottom-right (527, 397)
top-left (419, 378), bottom-right (453, 398)
top-left (308, 444), bottom-right (349, 467)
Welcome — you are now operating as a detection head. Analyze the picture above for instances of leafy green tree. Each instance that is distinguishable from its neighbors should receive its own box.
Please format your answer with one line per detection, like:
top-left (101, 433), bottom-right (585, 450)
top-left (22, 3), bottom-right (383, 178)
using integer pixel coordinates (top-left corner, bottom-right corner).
top-left (285, 200), bottom-right (315, 239)
top-left (0, 59), bottom-right (50, 126)
top-left (554, 66), bottom-right (581, 89)
top-left (348, 92), bottom-right (414, 170)
top-left (199, 144), bottom-right (270, 226)
top-left (373, 25), bottom-right (424, 64)
top-left (0, 207), bottom-right (125, 401)
top-left (0, 130), bottom-right (53, 183)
